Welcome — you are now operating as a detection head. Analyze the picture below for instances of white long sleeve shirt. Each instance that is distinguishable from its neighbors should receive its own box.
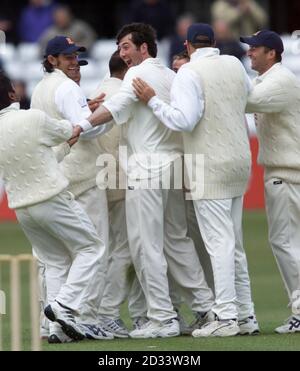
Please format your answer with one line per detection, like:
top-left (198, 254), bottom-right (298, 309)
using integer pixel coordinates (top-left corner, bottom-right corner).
top-left (103, 58), bottom-right (183, 180)
top-left (52, 70), bottom-right (109, 138)
top-left (31, 68), bottom-right (110, 196)
top-left (148, 48), bottom-right (252, 132)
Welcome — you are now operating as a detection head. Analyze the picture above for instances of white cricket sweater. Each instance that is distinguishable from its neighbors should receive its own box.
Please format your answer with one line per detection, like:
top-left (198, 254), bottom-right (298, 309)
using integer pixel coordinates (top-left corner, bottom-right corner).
top-left (103, 58), bottom-right (183, 180)
top-left (31, 69), bottom-right (100, 197)
top-left (183, 55), bottom-right (251, 199)
top-left (0, 104), bottom-right (72, 209)
top-left (247, 63), bottom-right (300, 183)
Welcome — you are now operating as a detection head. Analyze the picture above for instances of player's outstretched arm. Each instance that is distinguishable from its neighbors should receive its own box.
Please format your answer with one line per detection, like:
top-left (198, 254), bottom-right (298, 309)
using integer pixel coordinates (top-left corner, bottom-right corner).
top-left (87, 105), bottom-right (113, 128)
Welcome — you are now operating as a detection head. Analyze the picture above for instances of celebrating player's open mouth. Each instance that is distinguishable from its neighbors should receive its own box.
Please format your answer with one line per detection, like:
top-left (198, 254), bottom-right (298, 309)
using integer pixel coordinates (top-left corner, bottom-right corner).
top-left (124, 59), bottom-right (133, 68)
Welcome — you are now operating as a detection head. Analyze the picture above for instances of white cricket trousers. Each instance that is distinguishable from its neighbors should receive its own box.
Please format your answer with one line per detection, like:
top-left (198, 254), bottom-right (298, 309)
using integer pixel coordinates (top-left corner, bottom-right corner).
top-left (76, 187), bottom-right (109, 324)
top-left (98, 199), bottom-right (133, 319)
top-left (16, 191), bottom-right (106, 314)
top-left (193, 197), bottom-right (255, 320)
top-left (185, 200), bottom-right (214, 292)
top-left (126, 187), bottom-right (214, 322)
top-left (98, 199), bottom-right (152, 321)
top-left (265, 178), bottom-right (300, 307)
top-left (32, 248), bottom-right (49, 335)
top-left (98, 199), bottom-right (186, 319)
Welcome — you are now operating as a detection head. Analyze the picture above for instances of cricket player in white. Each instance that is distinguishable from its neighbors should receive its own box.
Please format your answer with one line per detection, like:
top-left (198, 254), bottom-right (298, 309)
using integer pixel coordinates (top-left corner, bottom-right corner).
top-left (241, 30), bottom-right (300, 333)
top-left (88, 51), bottom-right (134, 337)
top-left (95, 50), bottom-right (212, 337)
top-left (34, 58), bottom-right (95, 341)
top-left (31, 36), bottom-right (111, 341)
top-left (132, 23), bottom-right (259, 337)
top-left (0, 73), bottom-right (112, 342)
top-left (77, 23), bottom-right (215, 338)
top-left (93, 54), bottom-right (151, 337)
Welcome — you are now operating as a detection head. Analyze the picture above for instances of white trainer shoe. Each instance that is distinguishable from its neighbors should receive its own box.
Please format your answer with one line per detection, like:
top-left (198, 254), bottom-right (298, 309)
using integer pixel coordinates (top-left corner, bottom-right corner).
top-left (44, 301), bottom-right (85, 341)
top-left (192, 319), bottom-right (240, 337)
top-left (190, 310), bottom-right (216, 333)
top-left (132, 316), bottom-right (149, 330)
top-left (48, 331), bottom-right (74, 344)
top-left (78, 324), bottom-right (114, 340)
top-left (102, 318), bottom-right (129, 338)
top-left (130, 318), bottom-right (180, 338)
top-left (48, 322), bottom-right (73, 343)
top-left (275, 316), bottom-right (300, 334)
top-left (239, 315), bottom-right (260, 335)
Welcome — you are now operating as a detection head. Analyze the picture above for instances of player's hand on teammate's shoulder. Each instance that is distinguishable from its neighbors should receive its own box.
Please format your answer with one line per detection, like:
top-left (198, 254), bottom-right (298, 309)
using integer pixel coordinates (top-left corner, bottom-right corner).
top-left (132, 78), bottom-right (156, 104)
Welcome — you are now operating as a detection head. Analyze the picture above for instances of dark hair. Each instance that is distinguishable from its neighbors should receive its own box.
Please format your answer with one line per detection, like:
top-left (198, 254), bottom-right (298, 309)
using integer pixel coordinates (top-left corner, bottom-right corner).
top-left (42, 55), bottom-right (59, 73)
top-left (264, 47), bottom-right (282, 63)
top-left (0, 72), bottom-right (14, 110)
top-left (116, 23), bottom-right (157, 58)
top-left (173, 50), bottom-right (190, 61)
top-left (190, 35), bottom-right (215, 49)
top-left (109, 50), bottom-right (128, 76)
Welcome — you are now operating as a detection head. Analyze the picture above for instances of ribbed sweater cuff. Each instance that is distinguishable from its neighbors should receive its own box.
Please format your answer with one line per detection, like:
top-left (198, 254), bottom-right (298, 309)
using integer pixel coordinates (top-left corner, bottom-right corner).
top-left (191, 182), bottom-right (248, 200)
top-left (68, 179), bottom-right (96, 198)
top-left (265, 168), bottom-right (300, 184)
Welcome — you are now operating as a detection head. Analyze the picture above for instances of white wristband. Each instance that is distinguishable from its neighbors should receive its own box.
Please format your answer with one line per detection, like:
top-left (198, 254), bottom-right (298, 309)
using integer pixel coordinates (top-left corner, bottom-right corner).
top-left (78, 119), bottom-right (93, 132)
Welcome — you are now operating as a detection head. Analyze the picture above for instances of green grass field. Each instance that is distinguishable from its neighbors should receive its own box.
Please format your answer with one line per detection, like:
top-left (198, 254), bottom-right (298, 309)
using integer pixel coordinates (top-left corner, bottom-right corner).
top-left (1, 211), bottom-right (300, 351)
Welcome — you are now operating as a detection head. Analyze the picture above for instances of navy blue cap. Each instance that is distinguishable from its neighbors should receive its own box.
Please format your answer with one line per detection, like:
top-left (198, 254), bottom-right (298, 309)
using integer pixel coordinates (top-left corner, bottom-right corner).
top-left (45, 36), bottom-right (86, 57)
top-left (240, 30), bottom-right (284, 54)
top-left (187, 23), bottom-right (215, 44)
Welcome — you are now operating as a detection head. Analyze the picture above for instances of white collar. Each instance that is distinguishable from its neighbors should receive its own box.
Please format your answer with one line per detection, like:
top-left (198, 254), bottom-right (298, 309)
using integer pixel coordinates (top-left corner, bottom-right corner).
top-left (139, 57), bottom-right (162, 66)
top-left (255, 63), bottom-right (282, 83)
top-left (53, 68), bottom-right (69, 78)
top-left (10, 102), bottom-right (20, 110)
top-left (190, 48), bottom-right (220, 62)
top-left (0, 102), bottom-right (20, 115)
